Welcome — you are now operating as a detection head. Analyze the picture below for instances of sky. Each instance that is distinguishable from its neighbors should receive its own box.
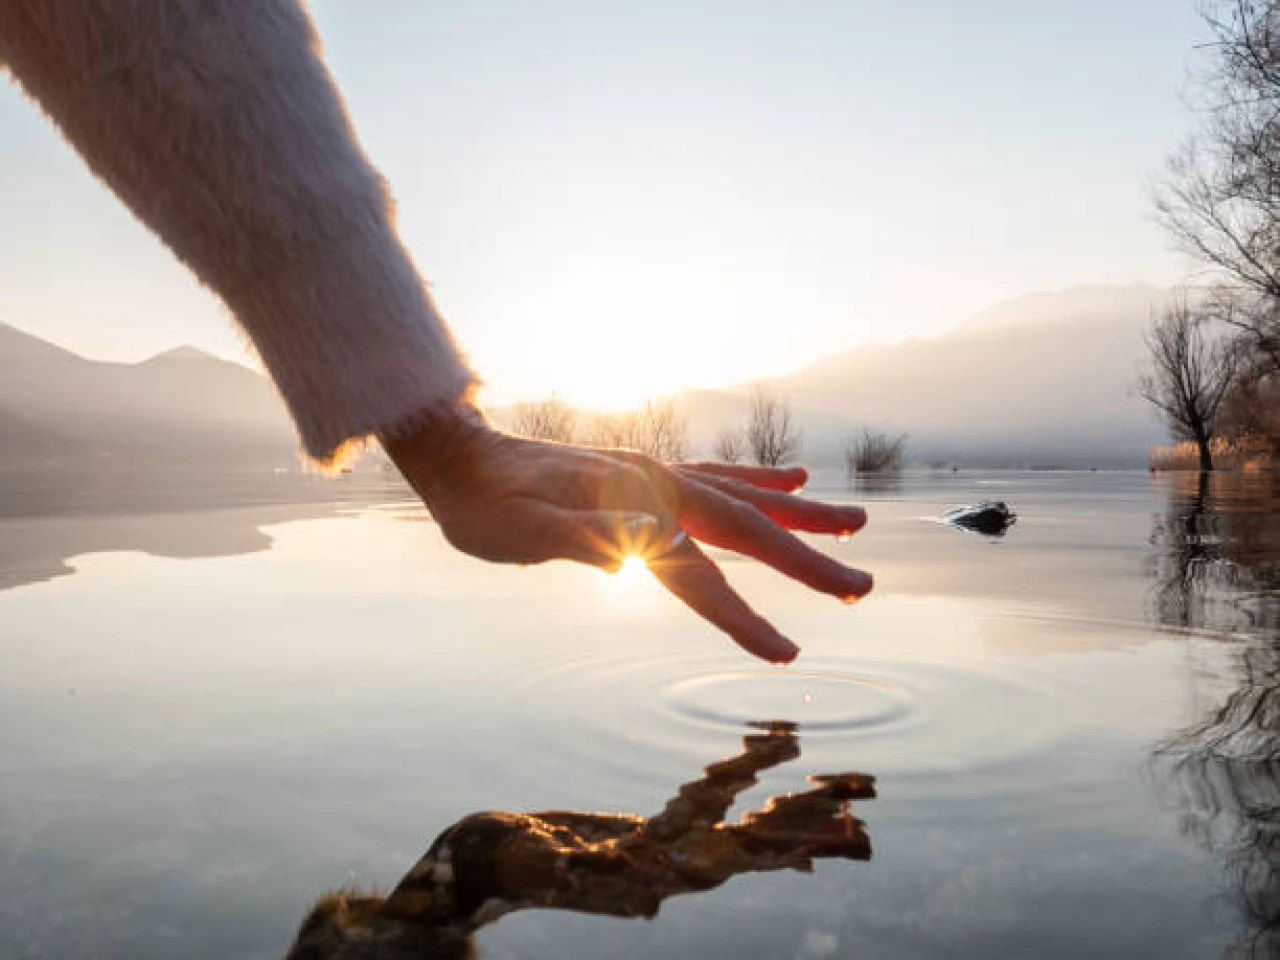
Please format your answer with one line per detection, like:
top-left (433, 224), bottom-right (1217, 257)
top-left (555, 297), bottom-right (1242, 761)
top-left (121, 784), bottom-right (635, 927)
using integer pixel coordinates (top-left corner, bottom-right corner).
top-left (0, 1), bottom-right (1208, 408)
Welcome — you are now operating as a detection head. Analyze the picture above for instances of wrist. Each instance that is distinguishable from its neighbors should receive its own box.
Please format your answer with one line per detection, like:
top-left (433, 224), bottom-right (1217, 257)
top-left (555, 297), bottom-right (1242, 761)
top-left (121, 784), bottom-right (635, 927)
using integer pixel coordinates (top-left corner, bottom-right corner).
top-left (379, 395), bottom-right (490, 500)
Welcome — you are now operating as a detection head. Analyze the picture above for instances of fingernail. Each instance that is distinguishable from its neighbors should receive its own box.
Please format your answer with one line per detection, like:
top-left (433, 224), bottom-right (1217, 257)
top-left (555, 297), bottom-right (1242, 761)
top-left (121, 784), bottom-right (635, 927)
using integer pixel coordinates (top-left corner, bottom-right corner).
top-left (837, 509), bottom-right (868, 541)
top-left (769, 638), bottom-right (800, 665)
top-left (841, 571), bottom-right (874, 603)
top-left (753, 626), bottom-right (800, 664)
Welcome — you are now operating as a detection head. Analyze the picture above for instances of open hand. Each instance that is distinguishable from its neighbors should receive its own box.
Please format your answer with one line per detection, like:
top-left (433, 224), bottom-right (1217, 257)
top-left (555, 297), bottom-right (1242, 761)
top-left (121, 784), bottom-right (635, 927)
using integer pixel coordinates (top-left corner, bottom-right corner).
top-left (381, 402), bottom-right (872, 663)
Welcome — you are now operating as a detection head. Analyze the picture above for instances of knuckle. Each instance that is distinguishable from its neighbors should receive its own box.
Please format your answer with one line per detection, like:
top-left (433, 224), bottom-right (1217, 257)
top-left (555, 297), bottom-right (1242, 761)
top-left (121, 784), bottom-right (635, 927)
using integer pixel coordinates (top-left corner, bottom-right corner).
top-left (642, 462), bottom-right (682, 508)
top-left (726, 498), bottom-right (766, 526)
top-left (600, 461), bottom-right (658, 505)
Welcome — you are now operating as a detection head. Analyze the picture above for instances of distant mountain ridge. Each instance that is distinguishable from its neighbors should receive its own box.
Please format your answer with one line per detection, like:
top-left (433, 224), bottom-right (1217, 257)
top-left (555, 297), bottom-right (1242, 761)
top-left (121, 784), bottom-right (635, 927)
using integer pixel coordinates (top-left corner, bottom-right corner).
top-left (0, 283), bottom-right (1172, 473)
top-left (676, 284), bottom-right (1172, 467)
top-left (0, 321), bottom-right (298, 472)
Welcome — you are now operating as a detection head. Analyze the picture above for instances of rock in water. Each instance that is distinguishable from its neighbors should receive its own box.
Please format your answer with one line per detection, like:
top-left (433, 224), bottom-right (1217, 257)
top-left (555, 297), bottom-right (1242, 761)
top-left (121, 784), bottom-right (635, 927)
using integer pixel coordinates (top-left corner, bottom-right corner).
top-left (941, 501), bottom-right (1017, 537)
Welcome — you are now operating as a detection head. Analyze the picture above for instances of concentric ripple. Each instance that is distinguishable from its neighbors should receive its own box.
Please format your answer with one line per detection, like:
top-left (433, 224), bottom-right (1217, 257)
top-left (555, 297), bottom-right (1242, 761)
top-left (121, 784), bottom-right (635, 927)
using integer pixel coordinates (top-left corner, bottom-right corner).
top-left (661, 670), bottom-right (916, 734)
top-left (462, 582), bottom-right (1183, 791)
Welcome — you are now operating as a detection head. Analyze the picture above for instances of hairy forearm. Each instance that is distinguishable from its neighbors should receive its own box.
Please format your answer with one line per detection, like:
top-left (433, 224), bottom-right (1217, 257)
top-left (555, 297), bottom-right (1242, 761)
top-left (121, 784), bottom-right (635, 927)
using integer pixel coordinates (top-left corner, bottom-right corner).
top-left (0, 0), bottom-right (476, 466)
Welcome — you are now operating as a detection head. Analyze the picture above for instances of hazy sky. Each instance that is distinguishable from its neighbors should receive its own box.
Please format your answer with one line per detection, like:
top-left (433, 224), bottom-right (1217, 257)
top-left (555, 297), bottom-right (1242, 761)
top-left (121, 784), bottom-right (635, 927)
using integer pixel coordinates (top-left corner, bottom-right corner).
top-left (0, 1), bottom-right (1207, 407)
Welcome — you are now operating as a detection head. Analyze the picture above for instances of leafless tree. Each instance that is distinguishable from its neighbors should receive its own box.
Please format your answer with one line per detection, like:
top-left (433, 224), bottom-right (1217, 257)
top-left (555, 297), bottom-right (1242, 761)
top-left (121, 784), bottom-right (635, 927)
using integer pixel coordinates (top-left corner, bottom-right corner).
top-left (746, 385), bottom-right (802, 467)
top-left (1156, 0), bottom-right (1280, 376)
top-left (586, 399), bottom-right (689, 461)
top-left (639, 398), bottom-right (689, 462)
top-left (845, 429), bottom-right (907, 480)
top-left (1138, 297), bottom-right (1240, 471)
top-left (713, 427), bottom-right (747, 464)
top-left (511, 397), bottom-right (578, 443)
top-left (585, 409), bottom-right (636, 450)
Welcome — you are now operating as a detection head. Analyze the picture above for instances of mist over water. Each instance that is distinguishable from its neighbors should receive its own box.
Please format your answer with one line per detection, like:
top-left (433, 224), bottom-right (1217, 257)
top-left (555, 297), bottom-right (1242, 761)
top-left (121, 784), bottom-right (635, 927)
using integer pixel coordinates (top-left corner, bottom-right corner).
top-left (1, 469), bottom-right (1277, 959)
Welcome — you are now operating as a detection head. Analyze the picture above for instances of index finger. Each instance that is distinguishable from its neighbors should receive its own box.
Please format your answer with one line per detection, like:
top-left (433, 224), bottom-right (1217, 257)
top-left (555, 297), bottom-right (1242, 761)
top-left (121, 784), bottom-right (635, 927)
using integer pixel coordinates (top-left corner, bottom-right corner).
top-left (678, 463), bottom-right (808, 492)
top-left (647, 537), bottom-right (799, 664)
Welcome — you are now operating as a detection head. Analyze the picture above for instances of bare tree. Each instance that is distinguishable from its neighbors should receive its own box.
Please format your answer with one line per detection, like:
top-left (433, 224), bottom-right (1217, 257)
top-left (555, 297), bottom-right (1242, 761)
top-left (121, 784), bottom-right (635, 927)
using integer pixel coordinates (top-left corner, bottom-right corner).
top-left (586, 399), bottom-right (689, 461)
top-left (511, 397), bottom-right (578, 443)
top-left (1138, 297), bottom-right (1240, 471)
top-left (746, 385), bottom-right (802, 467)
top-left (1156, 0), bottom-right (1280, 376)
top-left (713, 427), bottom-right (747, 464)
top-left (585, 409), bottom-right (636, 449)
top-left (636, 398), bottom-right (689, 462)
top-left (845, 429), bottom-right (907, 480)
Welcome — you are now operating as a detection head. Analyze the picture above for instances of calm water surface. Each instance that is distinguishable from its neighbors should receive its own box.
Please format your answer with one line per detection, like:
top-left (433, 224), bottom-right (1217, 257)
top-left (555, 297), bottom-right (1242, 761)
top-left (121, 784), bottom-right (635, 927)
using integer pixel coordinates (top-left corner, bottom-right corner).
top-left (1, 470), bottom-right (1277, 959)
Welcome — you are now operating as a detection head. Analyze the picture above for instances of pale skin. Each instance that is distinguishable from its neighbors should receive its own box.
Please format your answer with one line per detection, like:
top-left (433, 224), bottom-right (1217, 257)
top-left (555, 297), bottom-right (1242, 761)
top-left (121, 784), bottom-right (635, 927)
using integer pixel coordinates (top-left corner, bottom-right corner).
top-left (383, 401), bottom-right (873, 664)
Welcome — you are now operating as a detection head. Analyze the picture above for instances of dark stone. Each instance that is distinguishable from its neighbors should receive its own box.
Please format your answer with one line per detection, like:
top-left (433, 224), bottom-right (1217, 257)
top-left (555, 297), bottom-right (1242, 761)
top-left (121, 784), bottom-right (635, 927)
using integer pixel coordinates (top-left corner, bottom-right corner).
top-left (941, 501), bottom-right (1017, 537)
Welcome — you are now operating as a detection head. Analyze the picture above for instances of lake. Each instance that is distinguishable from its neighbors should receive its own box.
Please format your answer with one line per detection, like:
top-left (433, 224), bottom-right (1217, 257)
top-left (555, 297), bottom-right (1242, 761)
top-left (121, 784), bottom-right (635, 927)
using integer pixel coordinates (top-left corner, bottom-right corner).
top-left (1, 469), bottom-right (1277, 959)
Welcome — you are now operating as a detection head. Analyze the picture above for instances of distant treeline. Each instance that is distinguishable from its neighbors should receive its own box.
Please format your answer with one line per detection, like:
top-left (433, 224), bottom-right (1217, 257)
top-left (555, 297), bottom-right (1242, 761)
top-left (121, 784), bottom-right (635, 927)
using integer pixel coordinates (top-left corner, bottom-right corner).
top-left (498, 386), bottom-right (907, 477)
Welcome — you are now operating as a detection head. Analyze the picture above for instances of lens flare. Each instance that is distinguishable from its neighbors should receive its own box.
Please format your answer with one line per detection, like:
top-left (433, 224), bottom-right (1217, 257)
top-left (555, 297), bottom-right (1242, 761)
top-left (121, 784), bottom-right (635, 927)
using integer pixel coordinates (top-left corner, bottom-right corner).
top-left (614, 554), bottom-right (648, 584)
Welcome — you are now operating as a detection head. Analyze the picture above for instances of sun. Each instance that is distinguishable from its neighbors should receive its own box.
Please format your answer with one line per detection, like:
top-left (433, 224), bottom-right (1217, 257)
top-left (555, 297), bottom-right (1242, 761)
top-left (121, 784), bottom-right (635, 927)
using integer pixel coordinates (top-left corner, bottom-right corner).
top-left (598, 553), bottom-right (652, 595)
top-left (492, 251), bottom-right (756, 411)
top-left (614, 554), bottom-right (649, 584)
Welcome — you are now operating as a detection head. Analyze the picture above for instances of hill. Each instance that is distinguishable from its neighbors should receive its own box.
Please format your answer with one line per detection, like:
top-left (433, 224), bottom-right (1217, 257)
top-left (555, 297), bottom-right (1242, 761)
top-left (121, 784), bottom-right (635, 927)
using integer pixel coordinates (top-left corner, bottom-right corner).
top-left (0, 322), bottom-right (298, 472)
top-left (680, 284), bottom-right (1173, 467)
top-left (1, 283), bottom-right (1174, 475)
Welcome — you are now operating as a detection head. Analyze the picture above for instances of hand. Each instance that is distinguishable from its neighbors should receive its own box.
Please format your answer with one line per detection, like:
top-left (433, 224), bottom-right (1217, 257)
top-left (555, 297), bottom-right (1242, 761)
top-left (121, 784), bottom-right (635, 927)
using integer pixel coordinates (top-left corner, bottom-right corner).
top-left (289, 725), bottom-right (873, 957)
top-left (381, 401), bottom-right (872, 663)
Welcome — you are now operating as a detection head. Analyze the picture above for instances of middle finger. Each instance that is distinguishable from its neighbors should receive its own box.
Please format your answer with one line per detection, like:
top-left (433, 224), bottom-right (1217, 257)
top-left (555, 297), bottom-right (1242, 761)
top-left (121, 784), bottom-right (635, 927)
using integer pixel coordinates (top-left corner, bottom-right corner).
top-left (675, 476), bottom-right (873, 602)
top-left (674, 468), bottom-right (867, 536)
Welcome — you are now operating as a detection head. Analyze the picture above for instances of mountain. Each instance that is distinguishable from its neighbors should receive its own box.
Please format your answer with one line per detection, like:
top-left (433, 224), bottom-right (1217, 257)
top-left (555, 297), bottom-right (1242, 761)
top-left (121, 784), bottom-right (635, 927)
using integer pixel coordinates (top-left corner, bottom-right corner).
top-left (0, 322), bottom-right (298, 472)
top-left (1, 283), bottom-right (1174, 475)
top-left (679, 284), bottom-right (1174, 467)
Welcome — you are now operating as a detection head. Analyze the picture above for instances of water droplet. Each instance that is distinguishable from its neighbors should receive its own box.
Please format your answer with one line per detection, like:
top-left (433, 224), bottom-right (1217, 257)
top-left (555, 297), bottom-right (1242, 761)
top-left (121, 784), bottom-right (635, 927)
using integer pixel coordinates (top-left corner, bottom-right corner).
top-left (836, 531), bottom-right (853, 544)
top-left (802, 690), bottom-right (813, 704)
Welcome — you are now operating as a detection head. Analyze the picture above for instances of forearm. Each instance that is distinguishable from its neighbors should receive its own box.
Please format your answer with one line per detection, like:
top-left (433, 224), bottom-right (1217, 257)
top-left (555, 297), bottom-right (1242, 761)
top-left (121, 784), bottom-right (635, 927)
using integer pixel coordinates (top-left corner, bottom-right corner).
top-left (0, 0), bottom-right (476, 466)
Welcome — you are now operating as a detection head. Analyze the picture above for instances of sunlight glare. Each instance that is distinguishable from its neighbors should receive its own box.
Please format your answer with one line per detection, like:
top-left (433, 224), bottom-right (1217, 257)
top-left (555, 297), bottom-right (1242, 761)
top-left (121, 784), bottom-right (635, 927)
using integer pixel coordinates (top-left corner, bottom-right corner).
top-left (494, 252), bottom-right (765, 410)
top-left (614, 554), bottom-right (648, 584)
top-left (598, 553), bottom-right (652, 595)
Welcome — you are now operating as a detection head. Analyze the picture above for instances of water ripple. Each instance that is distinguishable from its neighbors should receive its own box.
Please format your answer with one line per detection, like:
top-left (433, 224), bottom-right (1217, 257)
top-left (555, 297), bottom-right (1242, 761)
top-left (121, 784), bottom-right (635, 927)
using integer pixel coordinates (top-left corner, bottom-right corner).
top-left (492, 638), bottom-right (1080, 784)
top-left (661, 670), bottom-right (917, 734)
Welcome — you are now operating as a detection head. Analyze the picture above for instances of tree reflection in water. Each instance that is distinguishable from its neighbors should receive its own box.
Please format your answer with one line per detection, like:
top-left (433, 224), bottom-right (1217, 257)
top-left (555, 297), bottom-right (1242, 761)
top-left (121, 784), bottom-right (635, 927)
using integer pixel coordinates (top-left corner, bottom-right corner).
top-left (850, 473), bottom-right (906, 499)
top-left (1149, 471), bottom-right (1280, 957)
top-left (286, 722), bottom-right (874, 960)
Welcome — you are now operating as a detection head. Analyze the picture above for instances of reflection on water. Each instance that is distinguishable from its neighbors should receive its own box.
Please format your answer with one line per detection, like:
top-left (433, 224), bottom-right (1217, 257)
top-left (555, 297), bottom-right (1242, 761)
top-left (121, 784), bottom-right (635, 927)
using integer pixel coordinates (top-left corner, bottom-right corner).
top-left (848, 474), bottom-right (905, 498)
top-left (6, 469), bottom-right (1280, 958)
top-left (0, 475), bottom-right (409, 592)
top-left (287, 724), bottom-right (873, 959)
top-left (1149, 472), bottom-right (1280, 957)
top-left (1148, 472), bottom-right (1280, 634)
